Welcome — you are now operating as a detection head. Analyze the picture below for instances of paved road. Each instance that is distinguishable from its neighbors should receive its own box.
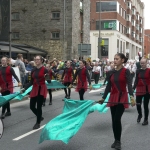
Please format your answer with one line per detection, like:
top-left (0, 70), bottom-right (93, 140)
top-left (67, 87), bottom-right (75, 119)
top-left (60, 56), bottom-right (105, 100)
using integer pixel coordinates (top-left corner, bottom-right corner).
top-left (0, 86), bottom-right (149, 150)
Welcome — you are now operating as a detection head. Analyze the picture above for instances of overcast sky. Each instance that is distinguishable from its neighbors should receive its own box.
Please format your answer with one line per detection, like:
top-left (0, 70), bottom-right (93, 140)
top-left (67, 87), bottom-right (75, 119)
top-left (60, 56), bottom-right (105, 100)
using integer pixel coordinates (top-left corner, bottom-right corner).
top-left (142, 0), bottom-right (149, 29)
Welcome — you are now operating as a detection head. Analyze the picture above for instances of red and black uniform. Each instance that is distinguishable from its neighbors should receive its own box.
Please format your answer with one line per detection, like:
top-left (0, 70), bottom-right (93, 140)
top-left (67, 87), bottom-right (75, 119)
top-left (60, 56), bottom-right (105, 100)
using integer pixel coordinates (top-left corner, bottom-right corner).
top-left (133, 68), bottom-right (150, 122)
top-left (25, 66), bottom-right (48, 124)
top-left (0, 66), bottom-right (20, 115)
top-left (43, 69), bottom-right (56, 105)
top-left (61, 67), bottom-right (74, 98)
top-left (102, 68), bottom-right (133, 142)
top-left (72, 67), bottom-right (91, 100)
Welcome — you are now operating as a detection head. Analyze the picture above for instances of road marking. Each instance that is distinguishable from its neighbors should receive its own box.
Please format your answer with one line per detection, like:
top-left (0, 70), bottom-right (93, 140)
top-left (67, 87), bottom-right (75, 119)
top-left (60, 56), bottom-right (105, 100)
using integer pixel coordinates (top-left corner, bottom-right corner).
top-left (122, 124), bottom-right (130, 136)
top-left (89, 87), bottom-right (105, 93)
top-left (13, 124), bottom-right (45, 141)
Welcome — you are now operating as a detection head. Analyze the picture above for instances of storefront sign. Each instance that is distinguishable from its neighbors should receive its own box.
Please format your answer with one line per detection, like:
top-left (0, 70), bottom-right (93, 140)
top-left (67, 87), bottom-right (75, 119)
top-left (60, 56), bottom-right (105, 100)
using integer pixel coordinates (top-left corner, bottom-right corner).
top-left (93, 33), bottom-right (114, 36)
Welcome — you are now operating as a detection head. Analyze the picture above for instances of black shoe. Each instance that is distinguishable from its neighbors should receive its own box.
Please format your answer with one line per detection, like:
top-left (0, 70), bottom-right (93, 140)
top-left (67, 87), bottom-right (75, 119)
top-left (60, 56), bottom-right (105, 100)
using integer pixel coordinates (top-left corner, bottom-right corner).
top-left (41, 117), bottom-right (44, 122)
top-left (67, 96), bottom-right (70, 99)
top-left (42, 103), bottom-right (45, 107)
top-left (33, 123), bottom-right (40, 130)
top-left (5, 112), bottom-right (11, 117)
top-left (49, 102), bottom-right (52, 105)
top-left (115, 141), bottom-right (121, 150)
top-left (111, 140), bottom-right (117, 148)
top-left (1, 113), bottom-right (5, 119)
top-left (62, 95), bottom-right (68, 101)
top-left (142, 120), bottom-right (148, 125)
top-left (137, 115), bottom-right (142, 123)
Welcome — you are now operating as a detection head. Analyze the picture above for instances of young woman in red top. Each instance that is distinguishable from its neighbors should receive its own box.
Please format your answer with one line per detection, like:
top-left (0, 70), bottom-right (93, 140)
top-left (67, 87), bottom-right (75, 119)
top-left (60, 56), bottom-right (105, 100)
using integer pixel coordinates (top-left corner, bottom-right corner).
top-left (71, 60), bottom-right (92, 100)
top-left (133, 58), bottom-right (150, 125)
top-left (98, 53), bottom-right (135, 150)
top-left (42, 64), bottom-right (56, 106)
top-left (0, 57), bottom-right (22, 119)
top-left (61, 61), bottom-right (74, 99)
top-left (25, 55), bottom-right (48, 130)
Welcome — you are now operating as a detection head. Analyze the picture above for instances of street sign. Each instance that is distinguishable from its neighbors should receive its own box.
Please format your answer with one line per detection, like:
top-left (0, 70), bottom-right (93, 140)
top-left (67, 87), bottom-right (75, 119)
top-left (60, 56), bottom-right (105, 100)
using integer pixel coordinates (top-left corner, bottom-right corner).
top-left (78, 44), bottom-right (91, 56)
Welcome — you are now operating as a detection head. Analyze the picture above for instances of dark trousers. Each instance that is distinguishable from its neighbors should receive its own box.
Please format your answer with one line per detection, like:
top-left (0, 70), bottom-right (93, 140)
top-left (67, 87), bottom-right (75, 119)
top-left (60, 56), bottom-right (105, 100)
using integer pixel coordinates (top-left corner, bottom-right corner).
top-left (30, 94), bottom-right (44, 124)
top-left (136, 93), bottom-right (150, 120)
top-left (2, 91), bottom-right (11, 114)
top-left (110, 104), bottom-right (125, 141)
top-left (94, 73), bottom-right (100, 84)
top-left (64, 82), bottom-right (71, 97)
top-left (43, 89), bottom-right (52, 104)
top-left (79, 88), bottom-right (85, 100)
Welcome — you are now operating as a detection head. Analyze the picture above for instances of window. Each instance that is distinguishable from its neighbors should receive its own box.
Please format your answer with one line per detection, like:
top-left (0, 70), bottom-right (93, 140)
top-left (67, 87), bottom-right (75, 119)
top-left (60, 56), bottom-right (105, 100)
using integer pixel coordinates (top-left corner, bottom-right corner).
top-left (126, 27), bottom-right (130, 34)
top-left (51, 32), bottom-right (60, 39)
top-left (131, 32), bottom-right (135, 38)
top-left (12, 32), bottom-right (19, 40)
top-left (140, 18), bottom-right (142, 24)
top-left (52, 12), bottom-right (60, 19)
top-left (96, 2), bottom-right (117, 12)
top-left (96, 20), bottom-right (116, 30)
top-left (12, 12), bottom-right (20, 20)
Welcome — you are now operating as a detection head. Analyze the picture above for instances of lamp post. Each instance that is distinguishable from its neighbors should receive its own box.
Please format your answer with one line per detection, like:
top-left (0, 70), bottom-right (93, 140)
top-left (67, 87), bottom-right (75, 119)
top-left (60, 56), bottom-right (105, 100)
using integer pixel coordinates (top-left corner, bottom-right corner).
top-left (98, 0), bottom-right (101, 59)
top-left (9, 0), bottom-right (11, 58)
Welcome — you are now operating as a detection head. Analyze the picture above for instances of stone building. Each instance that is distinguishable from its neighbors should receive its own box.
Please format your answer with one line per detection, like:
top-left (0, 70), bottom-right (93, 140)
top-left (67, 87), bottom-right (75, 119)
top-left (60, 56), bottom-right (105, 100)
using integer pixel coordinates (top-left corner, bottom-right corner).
top-left (9, 0), bottom-right (90, 60)
top-left (90, 0), bottom-right (144, 60)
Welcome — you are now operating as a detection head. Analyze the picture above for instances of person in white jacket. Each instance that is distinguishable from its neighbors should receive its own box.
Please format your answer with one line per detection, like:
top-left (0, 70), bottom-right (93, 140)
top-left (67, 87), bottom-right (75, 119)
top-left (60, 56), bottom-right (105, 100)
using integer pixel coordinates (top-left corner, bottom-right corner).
top-left (92, 62), bottom-right (101, 84)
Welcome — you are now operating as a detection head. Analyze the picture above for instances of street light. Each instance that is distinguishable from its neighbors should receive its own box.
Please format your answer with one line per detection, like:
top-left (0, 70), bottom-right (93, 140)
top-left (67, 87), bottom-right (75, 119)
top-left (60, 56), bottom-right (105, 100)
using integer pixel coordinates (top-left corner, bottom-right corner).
top-left (98, 0), bottom-right (101, 59)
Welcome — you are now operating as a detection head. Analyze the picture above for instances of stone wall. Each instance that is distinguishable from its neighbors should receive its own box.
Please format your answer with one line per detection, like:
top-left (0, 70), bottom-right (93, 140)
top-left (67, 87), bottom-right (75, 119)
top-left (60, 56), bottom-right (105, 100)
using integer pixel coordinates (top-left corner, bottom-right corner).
top-left (11, 0), bottom-right (90, 60)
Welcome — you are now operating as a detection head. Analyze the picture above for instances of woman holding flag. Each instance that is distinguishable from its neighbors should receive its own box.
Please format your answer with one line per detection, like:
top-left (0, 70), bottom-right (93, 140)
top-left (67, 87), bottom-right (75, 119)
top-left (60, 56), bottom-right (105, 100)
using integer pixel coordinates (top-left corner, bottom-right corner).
top-left (61, 61), bottom-right (74, 99)
top-left (70, 60), bottom-right (92, 100)
top-left (0, 57), bottom-right (22, 119)
top-left (25, 55), bottom-right (48, 130)
top-left (133, 58), bottom-right (150, 125)
top-left (98, 53), bottom-right (135, 150)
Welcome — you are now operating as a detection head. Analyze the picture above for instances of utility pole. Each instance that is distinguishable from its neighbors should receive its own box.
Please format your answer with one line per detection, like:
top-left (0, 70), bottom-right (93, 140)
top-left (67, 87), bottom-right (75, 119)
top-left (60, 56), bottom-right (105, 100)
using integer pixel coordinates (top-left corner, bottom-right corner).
top-left (98, 0), bottom-right (101, 59)
top-left (9, 0), bottom-right (11, 58)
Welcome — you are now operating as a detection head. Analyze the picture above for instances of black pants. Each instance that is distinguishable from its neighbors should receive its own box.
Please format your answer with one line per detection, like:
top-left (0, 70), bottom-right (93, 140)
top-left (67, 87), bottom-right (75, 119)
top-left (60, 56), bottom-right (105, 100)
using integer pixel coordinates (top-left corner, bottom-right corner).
top-left (136, 93), bottom-right (150, 120)
top-left (110, 104), bottom-right (125, 142)
top-left (94, 73), bottom-right (100, 84)
top-left (43, 89), bottom-right (52, 104)
top-left (30, 94), bottom-right (44, 124)
top-left (79, 88), bottom-right (85, 100)
top-left (64, 82), bottom-right (71, 97)
top-left (2, 91), bottom-right (11, 114)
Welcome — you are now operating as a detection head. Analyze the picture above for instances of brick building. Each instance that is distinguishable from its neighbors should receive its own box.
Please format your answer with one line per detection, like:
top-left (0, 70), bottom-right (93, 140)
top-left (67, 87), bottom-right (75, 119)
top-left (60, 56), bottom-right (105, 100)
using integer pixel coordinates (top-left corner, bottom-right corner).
top-left (0, 0), bottom-right (90, 60)
top-left (144, 30), bottom-right (150, 58)
top-left (90, 0), bottom-right (144, 60)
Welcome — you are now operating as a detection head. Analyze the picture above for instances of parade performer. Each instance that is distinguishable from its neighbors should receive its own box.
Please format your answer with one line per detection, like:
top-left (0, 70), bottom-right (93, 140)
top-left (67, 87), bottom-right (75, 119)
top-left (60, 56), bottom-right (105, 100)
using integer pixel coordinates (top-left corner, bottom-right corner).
top-left (70, 60), bottom-right (92, 100)
top-left (0, 57), bottom-right (22, 119)
top-left (98, 53), bottom-right (135, 150)
top-left (133, 58), bottom-right (150, 125)
top-left (43, 64), bottom-right (56, 106)
top-left (61, 61), bottom-right (74, 99)
top-left (92, 62), bottom-right (101, 84)
top-left (24, 55), bottom-right (48, 130)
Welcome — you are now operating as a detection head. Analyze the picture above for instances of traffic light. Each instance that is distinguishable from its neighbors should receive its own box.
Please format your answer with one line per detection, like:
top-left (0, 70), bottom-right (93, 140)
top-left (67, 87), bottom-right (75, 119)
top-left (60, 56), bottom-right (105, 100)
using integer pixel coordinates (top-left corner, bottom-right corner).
top-left (126, 53), bottom-right (129, 58)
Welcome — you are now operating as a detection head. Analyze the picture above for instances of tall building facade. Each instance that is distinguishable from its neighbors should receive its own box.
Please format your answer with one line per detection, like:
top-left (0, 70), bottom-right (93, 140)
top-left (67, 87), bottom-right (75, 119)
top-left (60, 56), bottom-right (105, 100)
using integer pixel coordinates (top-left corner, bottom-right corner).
top-left (144, 29), bottom-right (150, 57)
top-left (90, 0), bottom-right (144, 60)
top-left (0, 0), bottom-right (90, 60)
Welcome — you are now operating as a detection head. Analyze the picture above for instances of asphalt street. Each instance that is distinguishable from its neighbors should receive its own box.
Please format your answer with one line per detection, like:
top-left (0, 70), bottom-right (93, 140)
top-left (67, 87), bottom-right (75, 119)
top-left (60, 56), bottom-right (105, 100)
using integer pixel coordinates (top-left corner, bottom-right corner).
top-left (0, 85), bottom-right (150, 150)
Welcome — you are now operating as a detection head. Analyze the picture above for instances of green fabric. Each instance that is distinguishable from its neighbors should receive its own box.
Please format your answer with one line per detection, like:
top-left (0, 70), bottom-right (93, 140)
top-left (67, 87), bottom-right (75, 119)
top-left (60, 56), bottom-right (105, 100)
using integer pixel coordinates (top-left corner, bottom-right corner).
top-left (0, 92), bottom-right (20, 107)
top-left (13, 86), bottom-right (32, 101)
top-left (92, 83), bottom-right (103, 89)
top-left (39, 94), bottom-right (110, 144)
top-left (13, 80), bottom-right (66, 101)
top-left (46, 80), bottom-right (66, 89)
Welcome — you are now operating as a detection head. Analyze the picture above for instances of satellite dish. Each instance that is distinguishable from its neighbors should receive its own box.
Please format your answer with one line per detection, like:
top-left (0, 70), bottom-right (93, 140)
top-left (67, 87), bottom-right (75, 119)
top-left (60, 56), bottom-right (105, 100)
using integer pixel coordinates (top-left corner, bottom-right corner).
top-left (0, 119), bottom-right (4, 139)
